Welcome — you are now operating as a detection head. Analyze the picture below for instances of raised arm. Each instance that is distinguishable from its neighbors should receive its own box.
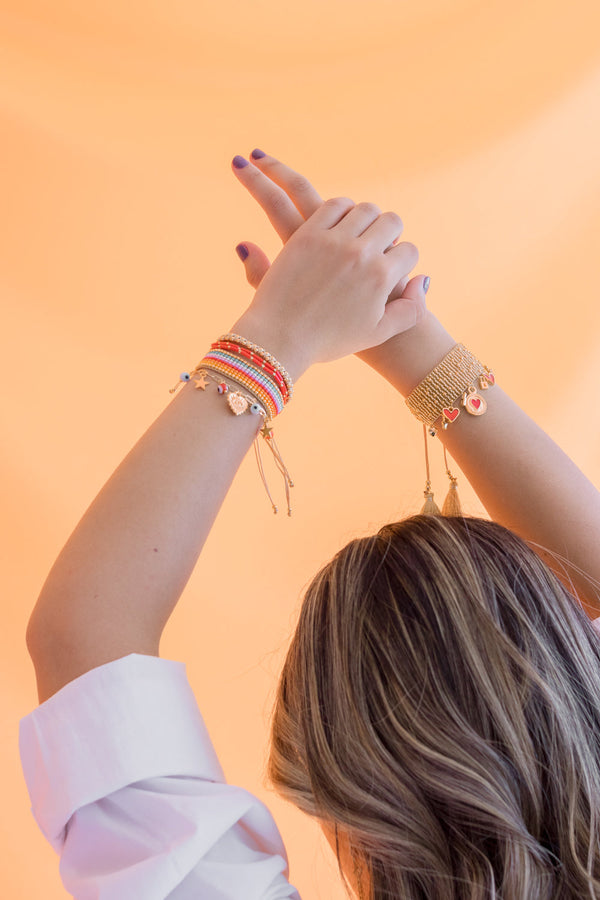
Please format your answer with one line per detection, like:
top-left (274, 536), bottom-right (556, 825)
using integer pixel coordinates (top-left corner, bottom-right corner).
top-left (359, 312), bottom-right (600, 619)
top-left (25, 189), bottom-right (421, 704)
top-left (232, 150), bottom-right (600, 620)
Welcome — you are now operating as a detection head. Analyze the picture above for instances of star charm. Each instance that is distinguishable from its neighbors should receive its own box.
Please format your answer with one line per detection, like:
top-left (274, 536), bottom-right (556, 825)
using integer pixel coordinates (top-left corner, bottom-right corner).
top-left (260, 423), bottom-right (274, 440)
top-left (193, 372), bottom-right (209, 391)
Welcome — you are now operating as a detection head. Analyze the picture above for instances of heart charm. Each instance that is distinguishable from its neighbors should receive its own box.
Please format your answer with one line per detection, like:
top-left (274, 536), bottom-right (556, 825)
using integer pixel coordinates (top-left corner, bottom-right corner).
top-left (466, 393), bottom-right (487, 416)
top-left (227, 392), bottom-right (249, 415)
top-left (442, 407), bottom-right (460, 423)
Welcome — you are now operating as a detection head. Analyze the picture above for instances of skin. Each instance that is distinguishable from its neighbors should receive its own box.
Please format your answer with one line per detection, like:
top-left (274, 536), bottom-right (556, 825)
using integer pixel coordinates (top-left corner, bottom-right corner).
top-left (26, 148), bottom-right (600, 893)
top-left (231, 151), bottom-right (600, 618)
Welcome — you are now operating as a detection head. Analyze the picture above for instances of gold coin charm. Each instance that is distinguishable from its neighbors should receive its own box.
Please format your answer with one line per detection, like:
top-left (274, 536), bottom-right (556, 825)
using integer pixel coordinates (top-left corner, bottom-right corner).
top-left (227, 391), bottom-right (249, 415)
top-left (462, 385), bottom-right (487, 416)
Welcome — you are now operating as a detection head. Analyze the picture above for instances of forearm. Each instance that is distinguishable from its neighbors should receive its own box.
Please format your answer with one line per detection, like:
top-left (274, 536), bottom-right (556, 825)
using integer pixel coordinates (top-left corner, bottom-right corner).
top-left (26, 379), bottom-right (258, 696)
top-left (360, 312), bottom-right (600, 618)
top-left (27, 317), bottom-right (306, 702)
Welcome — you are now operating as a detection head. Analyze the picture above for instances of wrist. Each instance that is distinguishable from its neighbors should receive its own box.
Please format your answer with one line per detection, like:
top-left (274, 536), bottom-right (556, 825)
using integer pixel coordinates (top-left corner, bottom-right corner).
top-left (356, 311), bottom-right (457, 397)
top-left (228, 311), bottom-right (311, 384)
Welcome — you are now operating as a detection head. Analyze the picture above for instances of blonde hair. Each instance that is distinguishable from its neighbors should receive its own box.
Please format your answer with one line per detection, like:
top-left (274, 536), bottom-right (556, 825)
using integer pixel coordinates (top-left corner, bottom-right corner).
top-left (267, 516), bottom-right (600, 899)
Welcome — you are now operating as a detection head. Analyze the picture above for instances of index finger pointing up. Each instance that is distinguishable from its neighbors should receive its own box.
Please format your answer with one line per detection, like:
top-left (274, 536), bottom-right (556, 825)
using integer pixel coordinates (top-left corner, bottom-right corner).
top-left (231, 150), bottom-right (323, 242)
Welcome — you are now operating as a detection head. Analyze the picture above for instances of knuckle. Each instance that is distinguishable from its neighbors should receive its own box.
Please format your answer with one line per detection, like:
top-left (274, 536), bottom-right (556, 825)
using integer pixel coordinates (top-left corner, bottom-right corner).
top-left (347, 239), bottom-right (370, 262)
top-left (326, 196), bottom-right (354, 208)
top-left (403, 240), bottom-right (419, 261)
top-left (268, 189), bottom-right (290, 214)
top-left (385, 211), bottom-right (403, 230)
top-left (288, 174), bottom-right (312, 196)
top-left (356, 201), bottom-right (381, 216)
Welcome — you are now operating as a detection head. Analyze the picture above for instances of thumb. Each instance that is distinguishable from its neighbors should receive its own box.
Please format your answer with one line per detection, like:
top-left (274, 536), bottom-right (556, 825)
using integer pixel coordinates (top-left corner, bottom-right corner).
top-left (235, 241), bottom-right (272, 290)
top-left (375, 274), bottom-right (430, 342)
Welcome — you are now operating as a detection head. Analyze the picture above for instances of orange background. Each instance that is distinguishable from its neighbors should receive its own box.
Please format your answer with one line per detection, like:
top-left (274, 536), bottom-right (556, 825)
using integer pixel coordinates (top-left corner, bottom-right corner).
top-left (3, 1), bottom-right (600, 896)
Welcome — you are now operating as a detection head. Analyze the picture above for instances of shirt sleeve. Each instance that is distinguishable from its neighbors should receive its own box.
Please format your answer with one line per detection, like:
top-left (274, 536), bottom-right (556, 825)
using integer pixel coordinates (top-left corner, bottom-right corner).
top-left (19, 653), bottom-right (301, 900)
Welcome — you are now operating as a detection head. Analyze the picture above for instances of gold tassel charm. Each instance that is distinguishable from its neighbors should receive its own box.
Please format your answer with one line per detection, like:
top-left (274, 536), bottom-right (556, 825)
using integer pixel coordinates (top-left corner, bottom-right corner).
top-left (421, 487), bottom-right (442, 516)
top-left (441, 445), bottom-right (463, 516)
top-left (420, 424), bottom-right (442, 516)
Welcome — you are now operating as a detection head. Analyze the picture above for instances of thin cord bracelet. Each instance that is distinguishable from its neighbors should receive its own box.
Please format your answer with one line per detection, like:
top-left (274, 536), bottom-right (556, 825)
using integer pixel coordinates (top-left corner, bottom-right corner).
top-left (169, 345), bottom-right (295, 516)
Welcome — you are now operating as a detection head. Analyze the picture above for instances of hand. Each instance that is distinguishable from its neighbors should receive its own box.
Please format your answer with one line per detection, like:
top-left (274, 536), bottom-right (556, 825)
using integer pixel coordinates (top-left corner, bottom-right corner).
top-left (229, 151), bottom-right (428, 380)
top-left (227, 156), bottom-right (426, 380)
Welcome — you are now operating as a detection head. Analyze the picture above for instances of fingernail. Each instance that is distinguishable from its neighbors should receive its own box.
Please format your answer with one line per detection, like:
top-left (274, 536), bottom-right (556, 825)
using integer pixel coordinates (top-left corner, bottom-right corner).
top-left (233, 155), bottom-right (249, 169)
top-left (251, 149), bottom-right (266, 159)
top-left (423, 276), bottom-right (431, 294)
top-left (236, 244), bottom-right (249, 261)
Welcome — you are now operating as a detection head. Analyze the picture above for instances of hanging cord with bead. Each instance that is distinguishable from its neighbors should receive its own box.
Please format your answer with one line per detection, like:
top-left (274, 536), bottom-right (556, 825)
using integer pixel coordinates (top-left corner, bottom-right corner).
top-left (169, 363), bottom-right (294, 516)
top-left (441, 443), bottom-right (462, 515)
top-left (421, 423), bottom-right (441, 516)
top-left (420, 424), bottom-right (463, 517)
top-left (198, 364), bottom-right (295, 514)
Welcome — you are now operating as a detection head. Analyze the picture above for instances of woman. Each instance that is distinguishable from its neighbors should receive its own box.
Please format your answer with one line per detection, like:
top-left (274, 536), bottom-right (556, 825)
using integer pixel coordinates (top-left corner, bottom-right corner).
top-left (20, 149), bottom-right (600, 899)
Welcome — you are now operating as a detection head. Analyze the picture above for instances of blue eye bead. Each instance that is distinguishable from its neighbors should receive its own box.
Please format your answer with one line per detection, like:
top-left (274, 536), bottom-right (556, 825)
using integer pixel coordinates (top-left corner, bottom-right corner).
top-left (217, 382), bottom-right (228, 394)
top-left (250, 403), bottom-right (262, 415)
top-left (180, 372), bottom-right (191, 382)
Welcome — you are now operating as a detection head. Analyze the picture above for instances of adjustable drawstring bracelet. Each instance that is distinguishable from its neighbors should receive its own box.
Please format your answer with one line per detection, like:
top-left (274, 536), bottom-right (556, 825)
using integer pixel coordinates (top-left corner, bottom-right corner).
top-left (169, 338), bottom-right (295, 517)
top-left (406, 343), bottom-right (496, 516)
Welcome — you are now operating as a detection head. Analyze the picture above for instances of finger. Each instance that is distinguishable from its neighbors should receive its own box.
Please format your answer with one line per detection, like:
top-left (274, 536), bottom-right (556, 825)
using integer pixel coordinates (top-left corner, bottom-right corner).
top-left (235, 241), bottom-right (271, 290)
top-left (335, 204), bottom-right (405, 249)
top-left (382, 241), bottom-right (419, 294)
top-left (386, 273), bottom-right (410, 302)
top-left (373, 275), bottom-right (430, 342)
top-left (231, 155), bottom-right (306, 243)
top-left (248, 149), bottom-right (324, 220)
top-left (402, 273), bottom-right (430, 303)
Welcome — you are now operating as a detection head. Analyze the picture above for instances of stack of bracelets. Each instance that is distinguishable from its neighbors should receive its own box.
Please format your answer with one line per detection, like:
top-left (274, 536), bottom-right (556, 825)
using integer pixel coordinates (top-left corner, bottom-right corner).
top-left (169, 336), bottom-right (496, 520)
top-left (169, 332), bottom-right (295, 516)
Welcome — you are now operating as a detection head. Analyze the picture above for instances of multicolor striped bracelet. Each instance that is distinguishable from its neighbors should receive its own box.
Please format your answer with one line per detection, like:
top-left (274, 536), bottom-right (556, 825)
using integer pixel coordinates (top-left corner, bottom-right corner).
top-left (168, 335), bottom-right (295, 515)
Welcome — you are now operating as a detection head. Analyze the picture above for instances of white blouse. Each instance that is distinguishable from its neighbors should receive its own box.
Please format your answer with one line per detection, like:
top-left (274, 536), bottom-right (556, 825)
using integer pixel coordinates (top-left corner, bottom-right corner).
top-left (19, 618), bottom-right (600, 899)
top-left (19, 653), bottom-right (302, 899)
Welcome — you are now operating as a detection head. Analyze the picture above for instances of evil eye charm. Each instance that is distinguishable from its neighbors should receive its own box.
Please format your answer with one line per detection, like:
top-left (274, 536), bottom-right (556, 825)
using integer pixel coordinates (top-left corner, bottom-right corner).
top-left (217, 382), bottom-right (228, 394)
top-left (462, 385), bottom-right (487, 416)
top-left (250, 403), bottom-right (262, 415)
top-left (169, 371), bottom-right (192, 394)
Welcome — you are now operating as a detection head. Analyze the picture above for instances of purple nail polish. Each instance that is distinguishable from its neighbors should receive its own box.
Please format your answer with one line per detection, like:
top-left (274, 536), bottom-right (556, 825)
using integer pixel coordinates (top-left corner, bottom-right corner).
top-left (233, 155), bottom-right (249, 168)
top-left (236, 244), bottom-right (249, 261)
top-left (251, 149), bottom-right (266, 159)
top-left (423, 276), bottom-right (431, 294)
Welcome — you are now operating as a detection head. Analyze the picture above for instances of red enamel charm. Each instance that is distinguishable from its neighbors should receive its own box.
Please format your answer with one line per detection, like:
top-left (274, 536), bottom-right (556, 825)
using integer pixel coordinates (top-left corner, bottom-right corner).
top-left (442, 407), bottom-right (460, 423)
top-left (479, 371), bottom-right (495, 389)
top-left (464, 388), bottom-right (487, 416)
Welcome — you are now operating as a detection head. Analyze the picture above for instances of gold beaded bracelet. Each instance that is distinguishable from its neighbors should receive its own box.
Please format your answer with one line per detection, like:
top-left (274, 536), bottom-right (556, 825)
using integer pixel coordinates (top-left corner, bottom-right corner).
top-left (405, 343), bottom-right (495, 436)
top-left (404, 343), bottom-right (496, 516)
